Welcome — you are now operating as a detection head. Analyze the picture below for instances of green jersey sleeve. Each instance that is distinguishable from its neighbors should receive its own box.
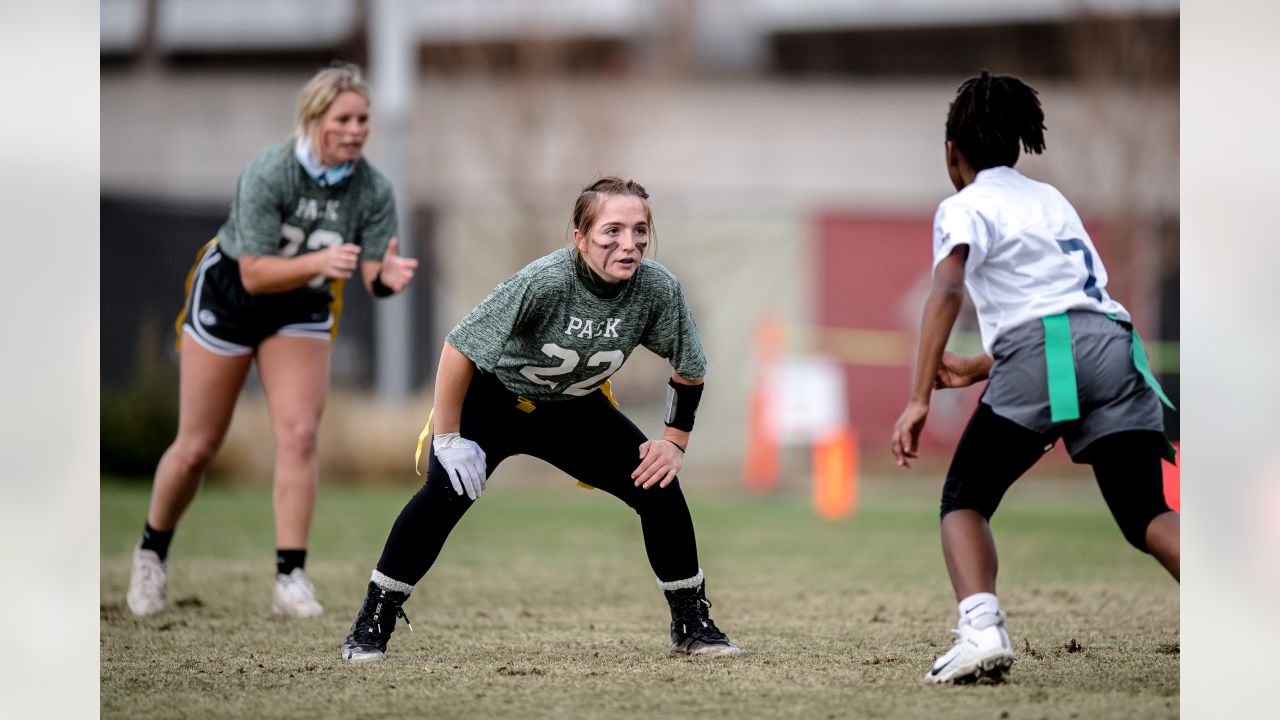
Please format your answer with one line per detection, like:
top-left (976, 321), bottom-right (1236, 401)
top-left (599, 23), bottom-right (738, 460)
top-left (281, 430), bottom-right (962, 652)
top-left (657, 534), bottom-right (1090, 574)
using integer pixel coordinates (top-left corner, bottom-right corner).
top-left (640, 269), bottom-right (707, 381)
top-left (446, 270), bottom-right (541, 372)
top-left (231, 154), bottom-right (289, 257)
top-left (356, 170), bottom-right (398, 260)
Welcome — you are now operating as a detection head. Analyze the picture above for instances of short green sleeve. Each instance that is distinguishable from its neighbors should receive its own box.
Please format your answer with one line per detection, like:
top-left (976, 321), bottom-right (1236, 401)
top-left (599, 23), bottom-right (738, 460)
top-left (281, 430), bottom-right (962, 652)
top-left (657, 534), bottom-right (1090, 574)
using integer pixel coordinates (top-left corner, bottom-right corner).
top-left (232, 165), bottom-right (287, 257)
top-left (358, 177), bottom-right (398, 260)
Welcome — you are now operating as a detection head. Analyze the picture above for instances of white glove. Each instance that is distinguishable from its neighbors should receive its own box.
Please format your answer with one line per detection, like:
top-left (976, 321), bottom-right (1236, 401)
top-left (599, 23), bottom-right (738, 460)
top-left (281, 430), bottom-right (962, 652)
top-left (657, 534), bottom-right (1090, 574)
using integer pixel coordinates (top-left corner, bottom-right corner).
top-left (433, 432), bottom-right (487, 500)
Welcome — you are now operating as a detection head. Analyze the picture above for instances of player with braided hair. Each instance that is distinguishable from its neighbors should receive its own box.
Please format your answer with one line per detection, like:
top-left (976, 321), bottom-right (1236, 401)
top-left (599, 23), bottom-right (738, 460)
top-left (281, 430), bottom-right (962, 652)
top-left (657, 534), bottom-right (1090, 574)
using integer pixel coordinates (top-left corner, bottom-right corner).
top-left (340, 176), bottom-right (741, 663)
top-left (891, 71), bottom-right (1179, 684)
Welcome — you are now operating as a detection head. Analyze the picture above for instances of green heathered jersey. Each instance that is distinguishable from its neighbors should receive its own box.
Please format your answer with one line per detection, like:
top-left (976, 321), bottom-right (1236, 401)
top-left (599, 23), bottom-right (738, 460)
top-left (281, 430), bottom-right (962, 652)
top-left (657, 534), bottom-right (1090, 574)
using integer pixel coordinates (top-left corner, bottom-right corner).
top-left (447, 248), bottom-right (707, 401)
top-left (215, 140), bottom-right (398, 292)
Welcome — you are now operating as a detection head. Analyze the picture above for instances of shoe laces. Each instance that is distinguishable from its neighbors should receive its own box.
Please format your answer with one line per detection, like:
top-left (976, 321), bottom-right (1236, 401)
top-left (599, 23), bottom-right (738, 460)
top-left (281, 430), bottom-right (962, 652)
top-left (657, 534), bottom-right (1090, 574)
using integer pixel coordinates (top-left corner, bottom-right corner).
top-left (948, 610), bottom-right (1005, 645)
top-left (351, 590), bottom-right (413, 645)
top-left (669, 591), bottom-right (726, 641)
top-left (969, 610), bottom-right (1005, 631)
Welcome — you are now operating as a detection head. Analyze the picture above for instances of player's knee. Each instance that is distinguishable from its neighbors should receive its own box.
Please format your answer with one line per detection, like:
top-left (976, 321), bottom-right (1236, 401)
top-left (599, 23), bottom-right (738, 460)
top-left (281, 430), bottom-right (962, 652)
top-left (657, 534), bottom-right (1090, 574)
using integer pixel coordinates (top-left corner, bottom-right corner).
top-left (274, 420), bottom-right (319, 460)
top-left (174, 436), bottom-right (221, 475)
top-left (1116, 510), bottom-right (1155, 553)
top-left (939, 476), bottom-right (996, 520)
top-left (421, 467), bottom-right (476, 505)
top-left (625, 477), bottom-right (684, 514)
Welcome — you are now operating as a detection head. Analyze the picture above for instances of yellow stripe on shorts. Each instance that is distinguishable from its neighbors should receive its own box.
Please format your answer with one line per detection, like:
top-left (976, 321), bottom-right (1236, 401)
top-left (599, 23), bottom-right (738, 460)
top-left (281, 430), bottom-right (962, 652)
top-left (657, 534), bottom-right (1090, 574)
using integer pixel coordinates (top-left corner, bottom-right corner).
top-left (328, 278), bottom-right (345, 340)
top-left (173, 238), bottom-right (219, 353)
top-left (600, 379), bottom-right (619, 410)
top-left (414, 407), bottom-right (435, 476)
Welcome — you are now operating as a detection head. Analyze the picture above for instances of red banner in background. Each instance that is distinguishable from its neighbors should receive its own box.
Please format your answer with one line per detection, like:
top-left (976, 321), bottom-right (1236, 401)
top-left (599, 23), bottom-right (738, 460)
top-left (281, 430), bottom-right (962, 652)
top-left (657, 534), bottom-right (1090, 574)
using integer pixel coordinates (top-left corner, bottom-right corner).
top-left (815, 213), bottom-right (983, 458)
top-left (814, 213), bottom-right (1118, 463)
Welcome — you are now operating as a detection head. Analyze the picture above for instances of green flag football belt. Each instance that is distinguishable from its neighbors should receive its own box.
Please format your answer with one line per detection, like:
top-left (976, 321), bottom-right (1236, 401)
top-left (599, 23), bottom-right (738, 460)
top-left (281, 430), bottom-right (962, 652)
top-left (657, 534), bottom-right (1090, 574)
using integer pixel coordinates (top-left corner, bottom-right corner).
top-left (1040, 312), bottom-right (1177, 463)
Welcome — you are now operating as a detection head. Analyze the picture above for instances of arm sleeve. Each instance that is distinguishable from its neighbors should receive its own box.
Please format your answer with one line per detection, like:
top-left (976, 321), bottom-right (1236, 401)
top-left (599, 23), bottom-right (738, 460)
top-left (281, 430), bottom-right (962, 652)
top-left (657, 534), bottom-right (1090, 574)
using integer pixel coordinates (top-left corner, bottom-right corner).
top-left (932, 200), bottom-right (991, 275)
top-left (445, 273), bottom-right (537, 373)
top-left (232, 167), bottom-right (287, 257)
top-left (642, 278), bottom-right (707, 381)
top-left (358, 178), bottom-right (399, 260)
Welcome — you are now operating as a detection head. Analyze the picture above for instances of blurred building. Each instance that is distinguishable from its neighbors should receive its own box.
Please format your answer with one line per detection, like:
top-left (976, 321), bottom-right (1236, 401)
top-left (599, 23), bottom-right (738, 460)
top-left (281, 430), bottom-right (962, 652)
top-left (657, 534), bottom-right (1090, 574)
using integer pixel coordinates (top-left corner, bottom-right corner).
top-left (101, 0), bottom-right (1179, 472)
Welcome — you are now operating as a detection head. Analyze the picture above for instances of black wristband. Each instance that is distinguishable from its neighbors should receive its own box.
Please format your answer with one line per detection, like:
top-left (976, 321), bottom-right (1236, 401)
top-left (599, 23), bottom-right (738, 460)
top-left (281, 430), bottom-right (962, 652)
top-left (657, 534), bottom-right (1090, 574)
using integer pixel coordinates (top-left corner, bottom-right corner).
top-left (371, 272), bottom-right (395, 298)
top-left (665, 438), bottom-right (686, 453)
top-left (663, 379), bottom-right (703, 432)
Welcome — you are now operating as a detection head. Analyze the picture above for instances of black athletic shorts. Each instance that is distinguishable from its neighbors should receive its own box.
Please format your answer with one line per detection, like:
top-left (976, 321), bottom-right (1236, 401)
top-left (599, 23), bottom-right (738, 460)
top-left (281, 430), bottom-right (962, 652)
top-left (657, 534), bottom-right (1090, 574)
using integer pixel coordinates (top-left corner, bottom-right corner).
top-left (175, 240), bottom-right (340, 356)
top-left (940, 403), bottom-right (1172, 551)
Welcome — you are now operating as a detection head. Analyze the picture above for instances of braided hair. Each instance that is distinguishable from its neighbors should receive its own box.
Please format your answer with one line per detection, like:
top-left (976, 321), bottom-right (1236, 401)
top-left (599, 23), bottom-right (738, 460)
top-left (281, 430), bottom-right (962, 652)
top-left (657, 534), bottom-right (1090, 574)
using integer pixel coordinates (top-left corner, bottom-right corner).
top-left (945, 70), bottom-right (1046, 170)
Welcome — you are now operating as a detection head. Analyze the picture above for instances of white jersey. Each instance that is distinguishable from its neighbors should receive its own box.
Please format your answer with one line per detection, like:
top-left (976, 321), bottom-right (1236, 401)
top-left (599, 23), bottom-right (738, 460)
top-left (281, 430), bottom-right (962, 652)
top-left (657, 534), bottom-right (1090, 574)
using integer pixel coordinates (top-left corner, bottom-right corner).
top-left (932, 166), bottom-right (1129, 354)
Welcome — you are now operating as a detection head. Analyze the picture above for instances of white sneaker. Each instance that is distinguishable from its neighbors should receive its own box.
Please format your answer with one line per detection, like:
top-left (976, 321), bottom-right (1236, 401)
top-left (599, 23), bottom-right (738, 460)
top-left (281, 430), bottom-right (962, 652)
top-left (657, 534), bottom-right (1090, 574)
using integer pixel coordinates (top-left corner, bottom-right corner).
top-left (923, 610), bottom-right (1014, 684)
top-left (127, 546), bottom-right (168, 616)
top-left (272, 568), bottom-right (325, 618)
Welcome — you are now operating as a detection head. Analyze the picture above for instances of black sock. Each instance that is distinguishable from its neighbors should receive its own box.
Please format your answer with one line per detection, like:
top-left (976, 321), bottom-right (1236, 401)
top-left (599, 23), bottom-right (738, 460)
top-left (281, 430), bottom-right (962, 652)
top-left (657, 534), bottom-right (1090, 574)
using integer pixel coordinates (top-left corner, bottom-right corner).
top-left (140, 523), bottom-right (174, 562)
top-left (276, 549), bottom-right (307, 576)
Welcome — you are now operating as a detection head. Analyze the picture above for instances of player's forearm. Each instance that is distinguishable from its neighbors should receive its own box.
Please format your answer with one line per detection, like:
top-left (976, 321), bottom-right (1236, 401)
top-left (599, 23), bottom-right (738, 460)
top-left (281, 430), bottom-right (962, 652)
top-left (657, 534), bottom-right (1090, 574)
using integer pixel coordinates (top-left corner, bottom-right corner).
top-left (360, 258), bottom-right (402, 298)
top-left (663, 372), bottom-right (703, 450)
top-left (432, 342), bottom-right (475, 434)
top-left (239, 254), bottom-right (324, 294)
top-left (360, 259), bottom-right (383, 296)
top-left (662, 427), bottom-right (691, 452)
top-left (910, 285), bottom-right (964, 404)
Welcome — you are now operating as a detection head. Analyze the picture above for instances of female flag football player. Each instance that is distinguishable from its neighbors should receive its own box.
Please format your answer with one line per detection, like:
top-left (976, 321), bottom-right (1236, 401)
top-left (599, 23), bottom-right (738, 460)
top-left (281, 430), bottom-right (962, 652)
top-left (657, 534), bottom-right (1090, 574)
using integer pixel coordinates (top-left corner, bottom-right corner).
top-left (339, 177), bottom-right (741, 663)
top-left (891, 71), bottom-right (1179, 684)
top-left (126, 63), bottom-right (418, 619)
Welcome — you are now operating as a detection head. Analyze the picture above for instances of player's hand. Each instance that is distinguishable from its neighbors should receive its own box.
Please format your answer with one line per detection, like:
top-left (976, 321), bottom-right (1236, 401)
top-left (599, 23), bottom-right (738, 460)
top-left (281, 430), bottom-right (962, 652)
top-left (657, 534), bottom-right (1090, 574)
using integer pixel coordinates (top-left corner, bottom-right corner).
top-left (376, 238), bottom-right (418, 293)
top-left (317, 243), bottom-right (362, 279)
top-left (433, 432), bottom-right (487, 500)
top-left (633, 438), bottom-right (683, 489)
top-left (934, 351), bottom-right (989, 389)
top-left (891, 400), bottom-right (929, 468)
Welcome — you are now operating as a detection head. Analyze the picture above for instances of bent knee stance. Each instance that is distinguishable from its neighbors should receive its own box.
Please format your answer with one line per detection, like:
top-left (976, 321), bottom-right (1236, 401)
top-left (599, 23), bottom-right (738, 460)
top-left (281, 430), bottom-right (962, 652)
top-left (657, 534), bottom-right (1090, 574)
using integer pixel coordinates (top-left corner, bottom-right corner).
top-left (613, 476), bottom-right (690, 516)
top-left (939, 477), bottom-right (1001, 520)
top-left (939, 403), bottom-right (1052, 520)
top-left (1080, 431), bottom-right (1171, 553)
top-left (1101, 492), bottom-right (1166, 553)
top-left (1104, 494), bottom-right (1169, 554)
top-left (1117, 511), bottom-right (1162, 552)
top-left (172, 436), bottom-right (222, 476)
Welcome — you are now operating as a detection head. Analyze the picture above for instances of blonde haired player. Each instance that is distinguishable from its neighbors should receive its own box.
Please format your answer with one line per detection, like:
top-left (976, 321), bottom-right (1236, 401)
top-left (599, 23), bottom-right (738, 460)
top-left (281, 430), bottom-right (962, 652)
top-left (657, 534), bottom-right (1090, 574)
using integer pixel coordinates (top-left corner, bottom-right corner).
top-left (126, 63), bottom-right (418, 618)
top-left (891, 71), bottom-right (1179, 684)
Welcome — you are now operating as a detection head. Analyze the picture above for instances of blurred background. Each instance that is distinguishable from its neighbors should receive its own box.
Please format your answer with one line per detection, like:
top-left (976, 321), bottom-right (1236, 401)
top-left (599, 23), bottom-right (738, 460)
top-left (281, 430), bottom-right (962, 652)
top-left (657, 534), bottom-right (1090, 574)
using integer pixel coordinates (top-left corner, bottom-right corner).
top-left (99, 0), bottom-right (1179, 484)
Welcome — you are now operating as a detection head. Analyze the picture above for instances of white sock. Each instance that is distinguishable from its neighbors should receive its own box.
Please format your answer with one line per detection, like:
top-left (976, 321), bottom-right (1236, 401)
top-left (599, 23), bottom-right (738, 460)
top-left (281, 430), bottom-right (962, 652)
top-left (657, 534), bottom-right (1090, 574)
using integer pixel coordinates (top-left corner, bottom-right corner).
top-left (656, 568), bottom-right (704, 591)
top-left (371, 569), bottom-right (415, 595)
top-left (958, 592), bottom-right (1001, 622)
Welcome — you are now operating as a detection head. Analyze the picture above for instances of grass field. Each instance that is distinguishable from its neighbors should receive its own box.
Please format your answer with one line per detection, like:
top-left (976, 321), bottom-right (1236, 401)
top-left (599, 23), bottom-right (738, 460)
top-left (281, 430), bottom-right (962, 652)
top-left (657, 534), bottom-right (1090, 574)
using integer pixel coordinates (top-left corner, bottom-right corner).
top-left (101, 471), bottom-right (1178, 719)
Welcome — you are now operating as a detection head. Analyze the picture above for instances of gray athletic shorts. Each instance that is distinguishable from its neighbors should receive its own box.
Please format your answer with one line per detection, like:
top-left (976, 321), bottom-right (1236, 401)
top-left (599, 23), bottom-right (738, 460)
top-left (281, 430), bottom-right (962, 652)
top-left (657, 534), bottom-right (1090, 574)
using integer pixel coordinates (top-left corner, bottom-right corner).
top-left (982, 310), bottom-right (1165, 459)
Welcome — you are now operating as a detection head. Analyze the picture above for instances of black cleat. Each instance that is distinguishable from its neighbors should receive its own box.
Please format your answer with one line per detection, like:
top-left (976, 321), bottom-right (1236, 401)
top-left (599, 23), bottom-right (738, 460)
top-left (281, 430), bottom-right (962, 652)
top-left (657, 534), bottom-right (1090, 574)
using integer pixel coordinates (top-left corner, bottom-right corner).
top-left (664, 582), bottom-right (741, 657)
top-left (340, 582), bottom-right (413, 663)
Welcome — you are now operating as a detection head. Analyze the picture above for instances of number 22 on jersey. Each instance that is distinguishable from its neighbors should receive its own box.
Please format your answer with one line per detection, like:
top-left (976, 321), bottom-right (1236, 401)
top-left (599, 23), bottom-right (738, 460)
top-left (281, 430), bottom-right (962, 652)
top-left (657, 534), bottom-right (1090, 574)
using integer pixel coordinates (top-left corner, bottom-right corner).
top-left (280, 223), bottom-right (344, 289)
top-left (520, 343), bottom-right (624, 396)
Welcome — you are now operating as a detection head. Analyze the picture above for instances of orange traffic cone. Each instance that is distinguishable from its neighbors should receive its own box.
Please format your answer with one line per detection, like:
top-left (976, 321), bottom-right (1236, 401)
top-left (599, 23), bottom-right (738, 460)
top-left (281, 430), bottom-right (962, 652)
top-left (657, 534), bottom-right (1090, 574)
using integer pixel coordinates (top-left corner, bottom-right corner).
top-left (744, 315), bottom-right (785, 494)
top-left (813, 428), bottom-right (858, 520)
top-left (744, 385), bottom-right (779, 493)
